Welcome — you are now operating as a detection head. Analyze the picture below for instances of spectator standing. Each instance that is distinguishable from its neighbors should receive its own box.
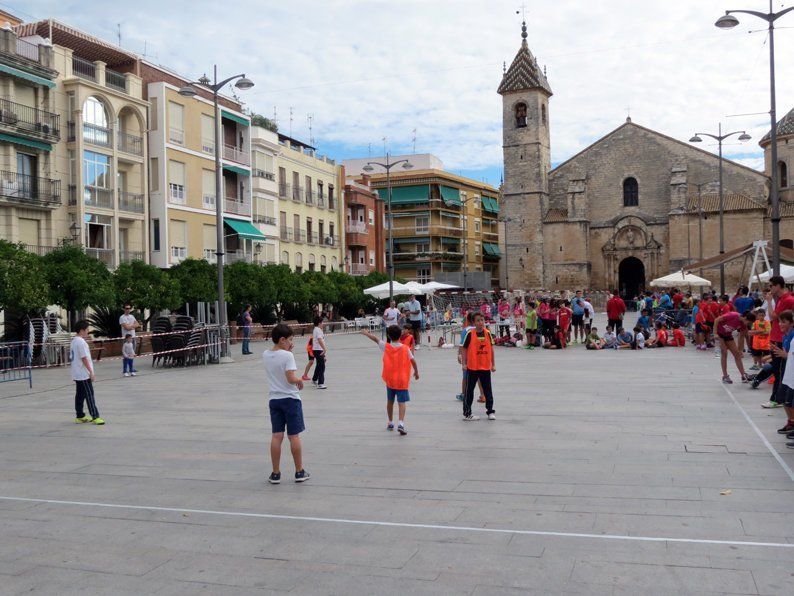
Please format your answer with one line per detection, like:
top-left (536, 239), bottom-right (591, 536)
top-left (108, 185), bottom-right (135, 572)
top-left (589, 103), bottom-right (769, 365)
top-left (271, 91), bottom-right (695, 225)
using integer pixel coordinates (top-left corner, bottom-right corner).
top-left (382, 300), bottom-right (401, 328)
top-left (764, 276), bottom-right (794, 408)
top-left (119, 303), bottom-right (140, 373)
top-left (406, 294), bottom-right (423, 348)
top-left (241, 304), bottom-right (253, 355)
top-left (571, 290), bottom-right (586, 343)
top-left (311, 317), bottom-right (328, 389)
top-left (606, 289), bottom-right (627, 331)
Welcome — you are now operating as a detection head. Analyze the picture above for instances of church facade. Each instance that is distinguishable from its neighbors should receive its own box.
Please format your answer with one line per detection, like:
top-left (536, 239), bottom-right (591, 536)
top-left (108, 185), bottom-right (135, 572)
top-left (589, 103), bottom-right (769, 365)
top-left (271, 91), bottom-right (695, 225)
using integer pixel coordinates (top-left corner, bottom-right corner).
top-left (500, 23), bottom-right (794, 296)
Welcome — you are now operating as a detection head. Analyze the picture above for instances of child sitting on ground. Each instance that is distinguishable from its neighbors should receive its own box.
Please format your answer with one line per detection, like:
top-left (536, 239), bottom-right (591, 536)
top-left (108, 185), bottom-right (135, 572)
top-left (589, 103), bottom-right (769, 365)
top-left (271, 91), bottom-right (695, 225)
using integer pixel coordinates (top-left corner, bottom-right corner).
top-left (646, 322), bottom-right (668, 348)
top-left (616, 327), bottom-right (633, 349)
top-left (633, 326), bottom-right (645, 350)
top-left (603, 325), bottom-right (618, 349)
top-left (586, 326), bottom-right (604, 350)
top-left (667, 323), bottom-right (686, 347)
top-left (543, 324), bottom-right (566, 349)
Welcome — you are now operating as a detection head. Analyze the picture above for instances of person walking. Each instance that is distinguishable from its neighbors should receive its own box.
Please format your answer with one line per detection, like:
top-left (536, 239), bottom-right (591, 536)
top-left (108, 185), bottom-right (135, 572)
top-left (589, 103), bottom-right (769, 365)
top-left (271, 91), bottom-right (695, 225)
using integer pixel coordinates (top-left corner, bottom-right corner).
top-left (406, 294), bottom-right (423, 349)
top-left (71, 320), bottom-right (104, 425)
top-left (241, 304), bottom-right (253, 355)
top-left (311, 317), bottom-right (328, 389)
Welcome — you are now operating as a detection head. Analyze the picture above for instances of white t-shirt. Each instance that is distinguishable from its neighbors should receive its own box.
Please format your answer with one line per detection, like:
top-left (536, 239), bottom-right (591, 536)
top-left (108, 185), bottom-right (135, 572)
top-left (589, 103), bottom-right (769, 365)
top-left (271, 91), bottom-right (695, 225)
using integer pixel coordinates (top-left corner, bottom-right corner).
top-left (263, 349), bottom-right (301, 401)
top-left (782, 349), bottom-right (794, 389)
top-left (70, 336), bottom-right (92, 381)
top-left (122, 341), bottom-right (136, 358)
top-left (377, 340), bottom-right (415, 360)
top-left (635, 332), bottom-right (645, 349)
top-left (312, 326), bottom-right (325, 351)
top-left (583, 301), bottom-right (594, 322)
top-left (119, 314), bottom-right (137, 338)
top-left (382, 307), bottom-right (401, 327)
top-left (407, 299), bottom-right (422, 321)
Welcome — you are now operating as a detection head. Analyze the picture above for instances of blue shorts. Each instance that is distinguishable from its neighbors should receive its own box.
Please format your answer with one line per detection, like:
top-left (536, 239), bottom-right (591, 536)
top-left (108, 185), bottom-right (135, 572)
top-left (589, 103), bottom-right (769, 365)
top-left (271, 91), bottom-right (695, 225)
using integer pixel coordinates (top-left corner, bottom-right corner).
top-left (269, 398), bottom-right (305, 435)
top-left (386, 388), bottom-right (410, 403)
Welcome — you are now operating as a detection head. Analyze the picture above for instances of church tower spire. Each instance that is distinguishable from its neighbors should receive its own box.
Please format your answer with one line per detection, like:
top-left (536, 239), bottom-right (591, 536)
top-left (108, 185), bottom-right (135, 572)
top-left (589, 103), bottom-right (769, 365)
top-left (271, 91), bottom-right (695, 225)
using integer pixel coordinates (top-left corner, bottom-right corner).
top-left (498, 19), bottom-right (552, 290)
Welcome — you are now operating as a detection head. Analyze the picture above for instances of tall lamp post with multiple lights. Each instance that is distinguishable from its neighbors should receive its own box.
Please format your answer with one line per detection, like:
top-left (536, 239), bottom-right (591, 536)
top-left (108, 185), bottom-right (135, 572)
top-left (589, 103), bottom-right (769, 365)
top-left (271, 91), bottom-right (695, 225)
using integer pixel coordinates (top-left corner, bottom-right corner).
top-left (689, 125), bottom-right (751, 294)
top-left (715, 2), bottom-right (794, 275)
top-left (363, 155), bottom-right (413, 302)
top-left (179, 66), bottom-right (254, 362)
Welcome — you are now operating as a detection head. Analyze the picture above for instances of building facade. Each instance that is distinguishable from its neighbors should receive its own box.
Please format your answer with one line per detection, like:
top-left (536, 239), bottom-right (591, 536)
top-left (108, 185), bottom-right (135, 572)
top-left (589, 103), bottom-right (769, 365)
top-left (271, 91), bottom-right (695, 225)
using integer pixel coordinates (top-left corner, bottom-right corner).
top-left (343, 173), bottom-right (384, 276)
top-left (250, 125), bottom-right (280, 264)
top-left (276, 134), bottom-right (343, 273)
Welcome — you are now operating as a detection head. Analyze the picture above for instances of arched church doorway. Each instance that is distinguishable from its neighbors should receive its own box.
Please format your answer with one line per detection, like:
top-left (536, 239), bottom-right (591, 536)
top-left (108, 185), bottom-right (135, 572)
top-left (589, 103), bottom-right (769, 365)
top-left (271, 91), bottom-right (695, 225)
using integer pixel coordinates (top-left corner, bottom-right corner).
top-left (619, 257), bottom-right (645, 301)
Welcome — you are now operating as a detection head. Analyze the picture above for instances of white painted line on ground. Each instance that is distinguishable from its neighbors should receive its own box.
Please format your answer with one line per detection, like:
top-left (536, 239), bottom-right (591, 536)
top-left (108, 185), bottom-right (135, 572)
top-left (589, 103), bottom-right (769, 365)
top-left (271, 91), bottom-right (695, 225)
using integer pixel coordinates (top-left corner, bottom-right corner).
top-left (722, 385), bottom-right (794, 482)
top-left (1, 495), bottom-right (793, 549)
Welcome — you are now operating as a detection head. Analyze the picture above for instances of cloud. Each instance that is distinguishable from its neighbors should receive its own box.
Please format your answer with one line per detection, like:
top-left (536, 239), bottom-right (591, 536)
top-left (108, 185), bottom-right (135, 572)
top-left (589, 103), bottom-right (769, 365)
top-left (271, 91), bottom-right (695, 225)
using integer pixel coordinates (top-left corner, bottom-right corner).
top-left (16, 0), bottom-right (793, 183)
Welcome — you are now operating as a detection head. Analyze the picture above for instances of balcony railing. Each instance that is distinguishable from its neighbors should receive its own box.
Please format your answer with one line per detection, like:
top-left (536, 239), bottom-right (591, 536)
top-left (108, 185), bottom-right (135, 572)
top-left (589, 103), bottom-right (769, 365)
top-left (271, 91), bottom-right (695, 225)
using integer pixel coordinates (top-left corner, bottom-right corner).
top-left (86, 247), bottom-right (114, 267)
top-left (120, 250), bottom-right (144, 263)
top-left (105, 69), bottom-right (127, 93)
top-left (317, 194), bottom-right (326, 208)
top-left (117, 131), bottom-right (143, 155)
top-left (350, 263), bottom-right (370, 276)
top-left (253, 169), bottom-right (275, 181)
top-left (0, 171), bottom-right (61, 205)
top-left (226, 250), bottom-right (253, 264)
top-left (15, 37), bottom-right (41, 62)
top-left (82, 122), bottom-right (112, 148)
top-left (224, 199), bottom-right (251, 216)
top-left (346, 222), bottom-right (368, 235)
top-left (169, 128), bottom-right (184, 145)
top-left (278, 183), bottom-right (290, 199)
top-left (323, 234), bottom-right (338, 247)
top-left (168, 184), bottom-right (185, 205)
top-left (119, 191), bottom-right (144, 213)
top-left (307, 231), bottom-right (319, 244)
top-left (0, 99), bottom-right (60, 141)
top-left (294, 228), bottom-right (307, 243)
top-left (253, 213), bottom-right (277, 226)
top-left (203, 248), bottom-right (217, 264)
top-left (84, 186), bottom-right (114, 209)
top-left (291, 186), bottom-right (304, 203)
top-left (170, 246), bottom-right (187, 262)
top-left (305, 189), bottom-right (314, 205)
top-left (21, 244), bottom-right (57, 256)
top-left (223, 144), bottom-right (250, 165)
top-left (280, 226), bottom-right (293, 241)
top-left (72, 56), bottom-right (96, 81)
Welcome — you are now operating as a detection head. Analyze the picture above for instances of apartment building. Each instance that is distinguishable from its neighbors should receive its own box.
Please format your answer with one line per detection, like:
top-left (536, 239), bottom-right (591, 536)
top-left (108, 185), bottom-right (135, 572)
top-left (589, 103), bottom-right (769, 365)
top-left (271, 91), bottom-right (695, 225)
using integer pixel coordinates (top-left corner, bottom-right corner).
top-left (276, 133), bottom-right (343, 273)
top-left (250, 124), bottom-right (279, 264)
top-left (144, 68), bottom-right (260, 268)
top-left (4, 18), bottom-right (149, 266)
top-left (347, 158), bottom-right (501, 287)
top-left (343, 173), bottom-right (384, 275)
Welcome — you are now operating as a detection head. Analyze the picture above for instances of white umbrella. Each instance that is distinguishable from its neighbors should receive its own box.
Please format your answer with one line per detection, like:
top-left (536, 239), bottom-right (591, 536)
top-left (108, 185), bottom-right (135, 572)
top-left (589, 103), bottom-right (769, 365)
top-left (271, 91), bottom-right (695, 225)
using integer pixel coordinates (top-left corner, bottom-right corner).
top-left (756, 264), bottom-right (794, 283)
top-left (651, 271), bottom-right (712, 288)
top-left (422, 281), bottom-right (459, 293)
top-left (363, 281), bottom-right (412, 299)
top-left (403, 281), bottom-right (427, 295)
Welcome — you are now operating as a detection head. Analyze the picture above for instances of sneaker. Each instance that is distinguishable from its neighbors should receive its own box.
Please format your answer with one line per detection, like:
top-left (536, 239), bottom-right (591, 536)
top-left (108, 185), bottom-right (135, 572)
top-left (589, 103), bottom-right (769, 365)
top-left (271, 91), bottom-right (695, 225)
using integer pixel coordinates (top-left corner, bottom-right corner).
top-left (91, 417), bottom-right (105, 425)
top-left (751, 377), bottom-right (761, 389)
top-left (301, 375), bottom-right (310, 381)
top-left (786, 441), bottom-right (794, 449)
top-left (777, 422), bottom-right (794, 434)
top-left (75, 415), bottom-right (92, 423)
top-left (130, 372), bottom-right (136, 377)
top-left (722, 376), bottom-right (733, 384)
top-left (741, 374), bottom-right (752, 383)
top-left (387, 422), bottom-right (394, 431)
top-left (268, 472), bottom-right (281, 484)
top-left (455, 393), bottom-right (464, 401)
top-left (787, 430), bottom-right (794, 439)
top-left (317, 384), bottom-right (327, 390)
top-left (123, 372), bottom-right (130, 377)
top-left (462, 415), bottom-right (480, 421)
top-left (749, 365), bottom-right (760, 371)
top-left (398, 424), bottom-right (407, 436)
top-left (761, 401), bottom-right (783, 409)
top-left (528, 345), bottom-right (534, 350)
top-left (487, 413), bottom-right (496, 421)
top-left (295, 469), bottom-right (311, 482)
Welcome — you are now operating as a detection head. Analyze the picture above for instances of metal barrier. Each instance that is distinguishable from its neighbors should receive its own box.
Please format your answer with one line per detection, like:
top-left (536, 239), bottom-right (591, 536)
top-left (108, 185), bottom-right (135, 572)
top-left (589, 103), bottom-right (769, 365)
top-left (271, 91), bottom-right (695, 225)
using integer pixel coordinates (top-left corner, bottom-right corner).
top-left (0, 341), bottom-right (32, 387)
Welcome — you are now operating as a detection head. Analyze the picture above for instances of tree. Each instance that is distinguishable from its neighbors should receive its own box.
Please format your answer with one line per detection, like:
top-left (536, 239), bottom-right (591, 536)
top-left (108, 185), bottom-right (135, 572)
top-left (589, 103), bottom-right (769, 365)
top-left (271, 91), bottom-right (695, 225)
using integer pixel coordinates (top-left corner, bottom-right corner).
top-left (262, 264), bottom-right (306, 320)
top-left (0, 240), bottom-right (50, 314)
top-left (327, 270), bottom-right (365, 319)
top-left (224, 261), bottom-right (276, 322)
top-left (42, 245), bottom-right (115, 326)
top-left (250, 113), bottom-right (278, 132)
top-left (114, 260), bottom-right (181, 328)
top-left (167, 258), bottom-right (217, 306)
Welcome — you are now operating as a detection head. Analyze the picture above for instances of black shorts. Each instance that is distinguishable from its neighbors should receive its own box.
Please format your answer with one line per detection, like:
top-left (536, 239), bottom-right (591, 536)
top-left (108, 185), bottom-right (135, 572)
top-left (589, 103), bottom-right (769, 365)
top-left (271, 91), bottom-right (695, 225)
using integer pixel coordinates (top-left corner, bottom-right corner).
top-left (607, 318), bottom-right (622, 330)
top-left (718, 334), bottom-right (735, 343)
top-left (751, 348), bottom-right (769, 357)
top-left (695, 323), bottom-right (709, 335)
top-left (410, 320), bottom-right (421, 331)
top-left (572, 314), bottom-right (584, 327)
top-left (775, 385), bottom-right (794, 408)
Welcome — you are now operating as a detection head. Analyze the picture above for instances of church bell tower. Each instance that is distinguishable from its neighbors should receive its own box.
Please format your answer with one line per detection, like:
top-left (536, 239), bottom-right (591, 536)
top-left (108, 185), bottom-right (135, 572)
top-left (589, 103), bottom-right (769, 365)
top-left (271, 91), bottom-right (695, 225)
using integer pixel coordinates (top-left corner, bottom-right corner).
top-left (498, 19), bottom-right (552, 290)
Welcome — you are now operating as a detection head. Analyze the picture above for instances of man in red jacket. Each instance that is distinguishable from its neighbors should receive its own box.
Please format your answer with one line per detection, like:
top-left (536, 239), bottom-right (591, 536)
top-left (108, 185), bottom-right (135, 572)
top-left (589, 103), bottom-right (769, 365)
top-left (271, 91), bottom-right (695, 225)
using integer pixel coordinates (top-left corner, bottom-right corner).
top-left (606, 289), bottom-right (626, 331)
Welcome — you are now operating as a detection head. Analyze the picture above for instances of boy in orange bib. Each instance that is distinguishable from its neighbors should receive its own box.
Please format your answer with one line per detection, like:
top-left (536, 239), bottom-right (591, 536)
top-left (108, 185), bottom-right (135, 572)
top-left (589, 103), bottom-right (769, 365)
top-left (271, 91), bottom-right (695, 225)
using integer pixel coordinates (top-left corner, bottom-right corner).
top-left (459, 312), bottom-right (496, 421)
top-left (361, 325), bottom-right (419, 435)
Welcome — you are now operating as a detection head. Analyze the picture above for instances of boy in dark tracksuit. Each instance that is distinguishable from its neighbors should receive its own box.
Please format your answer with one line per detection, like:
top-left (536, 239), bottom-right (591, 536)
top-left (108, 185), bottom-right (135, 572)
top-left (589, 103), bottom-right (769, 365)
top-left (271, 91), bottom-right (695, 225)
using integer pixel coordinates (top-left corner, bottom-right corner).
top-left (459, 313), bottom-right (496, 421)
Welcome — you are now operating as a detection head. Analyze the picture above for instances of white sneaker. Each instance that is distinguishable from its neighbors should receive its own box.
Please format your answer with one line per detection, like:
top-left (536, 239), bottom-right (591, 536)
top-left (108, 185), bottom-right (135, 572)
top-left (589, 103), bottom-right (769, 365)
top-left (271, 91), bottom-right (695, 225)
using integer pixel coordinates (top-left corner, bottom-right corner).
top-left (761, 401), bottom-right (782, 409)
top-left (130, 372), bottom-right (136, 377)
top-left (123, 373), bottom-right (130, 377)
top-left (463, 415), bottom-right (480, 421)
top-left (487, 413), bottom-right (496, 420)
top-left (317, 384), bottom-right (327, 390)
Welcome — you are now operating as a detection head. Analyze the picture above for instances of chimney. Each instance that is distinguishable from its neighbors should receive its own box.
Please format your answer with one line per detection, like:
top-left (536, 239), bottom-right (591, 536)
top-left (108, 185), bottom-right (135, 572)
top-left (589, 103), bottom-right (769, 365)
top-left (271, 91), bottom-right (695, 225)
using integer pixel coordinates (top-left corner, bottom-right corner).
top-left (361, 173), bottom-right (371, 188)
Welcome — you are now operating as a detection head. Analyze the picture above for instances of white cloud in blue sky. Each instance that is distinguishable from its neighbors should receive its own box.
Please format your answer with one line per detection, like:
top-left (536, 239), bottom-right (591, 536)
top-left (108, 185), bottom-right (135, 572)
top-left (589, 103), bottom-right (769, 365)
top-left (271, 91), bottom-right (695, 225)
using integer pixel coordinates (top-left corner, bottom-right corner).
top-left (10, 0), bottom-right (794, 185)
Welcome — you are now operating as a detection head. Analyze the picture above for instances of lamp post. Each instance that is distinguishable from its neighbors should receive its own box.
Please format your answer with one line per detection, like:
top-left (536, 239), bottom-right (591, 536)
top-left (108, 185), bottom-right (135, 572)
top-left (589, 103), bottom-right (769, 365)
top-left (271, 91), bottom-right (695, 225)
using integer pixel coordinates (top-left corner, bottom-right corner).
top-left (689, 125), bottom-right (751, 294)
top-left (179, 66), bottom-right (254, 362)
top-left (363, 154), bottom-right (413, 303)
top-left (715, 2), bottom-right (794, 276)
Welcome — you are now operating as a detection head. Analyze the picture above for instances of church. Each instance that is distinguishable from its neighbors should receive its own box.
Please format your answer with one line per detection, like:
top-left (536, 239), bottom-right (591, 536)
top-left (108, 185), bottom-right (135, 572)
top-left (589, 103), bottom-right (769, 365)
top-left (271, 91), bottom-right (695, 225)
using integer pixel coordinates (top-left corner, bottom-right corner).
top-left (500, 22), bottom-right (794, 297)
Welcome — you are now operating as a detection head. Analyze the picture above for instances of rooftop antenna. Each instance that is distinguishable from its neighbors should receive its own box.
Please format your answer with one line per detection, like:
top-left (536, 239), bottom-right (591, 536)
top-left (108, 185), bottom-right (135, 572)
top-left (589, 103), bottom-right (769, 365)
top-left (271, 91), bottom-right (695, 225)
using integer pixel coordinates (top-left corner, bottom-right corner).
top-left (289, 107), bottom-right (294, 138)
top-left (412, 128), bottom-right (417, 154)
top-left (626, 104), bottom-right (631, 123)
top-left (307, 114), bottom-right (315, 146)
top-left (273, 106), bottom-right (277, 127)
top-left (117, 23), bottom-right (121, 47)
top-left (382, 136), bottom-right (387, 155)
top-left (367, 143), bottom-right (371, 157)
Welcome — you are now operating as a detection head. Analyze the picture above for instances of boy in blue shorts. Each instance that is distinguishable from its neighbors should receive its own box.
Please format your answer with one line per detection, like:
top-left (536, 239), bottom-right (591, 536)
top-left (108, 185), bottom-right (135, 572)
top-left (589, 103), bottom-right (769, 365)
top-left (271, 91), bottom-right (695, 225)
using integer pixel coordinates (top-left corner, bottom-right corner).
top-left (263, 323), bottom-right (310, 484)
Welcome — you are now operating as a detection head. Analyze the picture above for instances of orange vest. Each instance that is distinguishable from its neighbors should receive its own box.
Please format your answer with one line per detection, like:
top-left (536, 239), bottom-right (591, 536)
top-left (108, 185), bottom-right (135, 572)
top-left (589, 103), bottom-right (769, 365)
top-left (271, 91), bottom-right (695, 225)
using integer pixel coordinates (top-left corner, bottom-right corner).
top-left (466, 328), bottom-right (494, 371)
top-left (753, 320), bottom-right (771, 351)
top-left (382, 343), bottom-right (412, 390)
top-left (401, 334), bottom-right (415, 350)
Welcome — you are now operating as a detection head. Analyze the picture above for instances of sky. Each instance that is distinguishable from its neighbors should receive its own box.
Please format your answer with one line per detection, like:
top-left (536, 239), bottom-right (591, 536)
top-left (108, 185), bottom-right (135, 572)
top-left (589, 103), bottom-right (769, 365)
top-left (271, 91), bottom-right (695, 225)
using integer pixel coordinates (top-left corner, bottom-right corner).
top-left (9, 0), bottom-right (794, 187)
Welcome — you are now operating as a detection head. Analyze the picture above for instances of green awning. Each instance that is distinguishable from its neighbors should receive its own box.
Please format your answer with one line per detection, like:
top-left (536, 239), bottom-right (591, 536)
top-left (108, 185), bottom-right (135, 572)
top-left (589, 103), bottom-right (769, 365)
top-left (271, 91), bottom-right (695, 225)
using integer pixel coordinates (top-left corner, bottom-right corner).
top-left (221, 110), bottom-right (250, 127)
top-left (222, 164), bottom-right (250, 177)
top-left (439, 185), bottom-right (462, 206)
top-left (391, 237), bottom-right (426, 243)
top-left (377, 185), bottom-right (429, 205)
top-left (441, 237), bottom-right (460, 246)
top-left (0, 63), bottom-right (56, 88)
top-left (482, 197), bottom-right (500, 213)
top-left (0, 133), bottom-right (52, 151)
top-left (224, 218), bottom-right (267, 241)
top-left (484, 243), bottom-right (501, 256)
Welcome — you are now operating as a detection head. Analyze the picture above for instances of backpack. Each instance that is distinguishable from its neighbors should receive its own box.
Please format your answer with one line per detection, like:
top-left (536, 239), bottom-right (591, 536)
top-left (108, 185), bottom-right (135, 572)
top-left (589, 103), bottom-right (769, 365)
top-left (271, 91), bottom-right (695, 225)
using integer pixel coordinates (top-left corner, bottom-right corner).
top-left (236, 312), bottom-right (245, 326)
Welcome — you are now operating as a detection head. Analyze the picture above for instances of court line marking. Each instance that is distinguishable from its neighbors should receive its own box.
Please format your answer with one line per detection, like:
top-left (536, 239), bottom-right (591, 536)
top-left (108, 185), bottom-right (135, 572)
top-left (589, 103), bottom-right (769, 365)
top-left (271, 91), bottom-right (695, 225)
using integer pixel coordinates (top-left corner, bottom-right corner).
top-left (1, 495), bottom-right (793, 549)
top-left (722, 385), bottom-right (794, 482)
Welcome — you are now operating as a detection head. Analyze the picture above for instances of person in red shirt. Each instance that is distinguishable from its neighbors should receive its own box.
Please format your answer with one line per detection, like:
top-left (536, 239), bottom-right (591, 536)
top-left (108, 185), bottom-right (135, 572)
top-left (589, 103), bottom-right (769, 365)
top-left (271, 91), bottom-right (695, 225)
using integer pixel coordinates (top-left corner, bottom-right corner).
top-left (646, 322), bottom-right (668, 347)
top-left (537, 298), bottom-right (552, 341)
top-left (702, 294), bottom-right (720, 347)
top-left (714, 310), bottom-right (754, 384)
top-left (667, 323), bottom-right (687, 347)
top-left (558, 300), bottom-right (573, 343)
top-left (543, 324), bottom-right (567, 349)
top-left (719, 294), bottom-right (734, 315)
top-left (765, 275), bottom-right (794, 408)
top-left (400, 325), bottom-right (416, 355)
top-left (672, 288), bottom-right (684, 309)
top-left (606, 289), bottom-right (627, 331)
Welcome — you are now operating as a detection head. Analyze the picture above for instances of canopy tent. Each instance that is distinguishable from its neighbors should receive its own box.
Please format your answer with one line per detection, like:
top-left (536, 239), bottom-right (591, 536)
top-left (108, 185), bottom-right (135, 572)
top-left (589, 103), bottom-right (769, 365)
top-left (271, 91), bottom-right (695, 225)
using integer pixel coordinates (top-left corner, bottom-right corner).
top-left (402, 281), bottom-right (427, 295)
top-left (363, 281), bottom-right (412, 299)
top-left (651, 271), bottom-right (712, 288)
top-left (421, 281), bottom-right (459, 293)
top-left (756, 264), bottom-right (794, 284)
top-left (683, 240), bottom-right (794, 289)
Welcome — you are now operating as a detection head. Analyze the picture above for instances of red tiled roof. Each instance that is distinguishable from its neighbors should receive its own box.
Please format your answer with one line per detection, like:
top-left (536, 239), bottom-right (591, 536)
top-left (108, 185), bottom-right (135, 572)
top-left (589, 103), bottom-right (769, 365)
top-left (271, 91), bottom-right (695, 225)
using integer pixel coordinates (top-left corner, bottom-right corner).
top-left (15, 20), bottom-right (138, 67)
top-left (543, 208), bottom-right (568, 223)
top-left (686, 193), bottom-right (764, 213)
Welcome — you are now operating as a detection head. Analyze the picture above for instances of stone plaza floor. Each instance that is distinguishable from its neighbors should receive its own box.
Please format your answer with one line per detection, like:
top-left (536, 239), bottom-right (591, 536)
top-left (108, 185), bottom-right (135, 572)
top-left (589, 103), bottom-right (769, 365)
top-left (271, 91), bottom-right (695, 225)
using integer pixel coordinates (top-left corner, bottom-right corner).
top-left (1, 318), bottom-right (794, 595)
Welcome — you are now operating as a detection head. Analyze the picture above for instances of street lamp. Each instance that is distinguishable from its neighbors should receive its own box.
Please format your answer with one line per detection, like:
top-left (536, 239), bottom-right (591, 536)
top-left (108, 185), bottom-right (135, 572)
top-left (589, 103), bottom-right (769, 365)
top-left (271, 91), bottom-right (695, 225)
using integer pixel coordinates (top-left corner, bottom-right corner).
top-left (69, 221), bottom-right (80, 244)
top-left (179, 66), bottom-right (254, 362)
top-left (714, 1), bottom-right (794, 276)
top-left (363, 155), bottom-right (413, 302)
top-left (689, 125), bottom-right (751, 294)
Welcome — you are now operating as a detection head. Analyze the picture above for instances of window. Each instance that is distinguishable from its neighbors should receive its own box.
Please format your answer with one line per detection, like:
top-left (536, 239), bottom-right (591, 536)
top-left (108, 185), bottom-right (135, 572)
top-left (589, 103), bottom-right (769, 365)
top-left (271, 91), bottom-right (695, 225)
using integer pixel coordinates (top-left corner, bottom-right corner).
top-left (201, 114), bottom-right (215, 154)
top-left (305, 175), bottom-right (312, 202)
top-left (307, 218), bottom-right (313, 242)
top-left (416, 216), bottom-right (429, 234)
top-left (169, 219), bottom-right (187, 261)
top-left (369, 250), bottom-right (375, 266)
top-left (416, 242), bottom-right (430, 254)
top-left (152, 219), bottom-right (160, 251)
top-left (328, 184), bottom-right (335, 209)
top-left (515, 102), bottom-right (528, 128)
top-left (318, 220), bottom-right (324, 240)
top-left (780, 161), bottom-right (789, 189)
top-left (150, 98), bottom-right (157, 130)
top-left (150, 157), bottom-right (159, 191)
top-left (202, 169), bottom-right (215, 208)
top-left (83, 96), bottom-right (108, 128)
top-left (168, 101), bottom-right (184, 144)
top-left (281, 251), bottom-right (289, 266)
top-left (169, 161), bottom-right (186, 204)
top-left (417, 267), bottom-right (431, 283)
top-left (329, 222), bottom-right (335, 244)
top-left (83, 150), bottom-right (111, 189)
top-left (278, 167), bottom-right (287, 197)
top-left (202, 225), bottom-right (216, 261)
top-left (623, 177), bottom-right (639, 207)
top-left (321, 254), bottom-right (327, 273)
top-left (474, 218), bottom-right (481, 233)
top-left (295, 252), bottom-right (303, 274)
top-left (368, 209), bottom-right (375, 226)
top-left (85, 214), bottom-right (112, 249)
top-left (542, 103), bottom-right (547, 126)
top-left (475, 241), bottom-right (481, 256)
top-left (308, 253), bottom-right (316, 271)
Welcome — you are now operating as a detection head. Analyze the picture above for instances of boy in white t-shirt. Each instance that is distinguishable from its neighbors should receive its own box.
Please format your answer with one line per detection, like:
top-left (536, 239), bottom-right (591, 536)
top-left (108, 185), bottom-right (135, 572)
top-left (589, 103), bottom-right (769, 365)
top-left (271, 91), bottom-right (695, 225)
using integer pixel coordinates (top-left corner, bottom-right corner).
top-left (310, 316), bottom-right (328, 389)
top-left (264, 323), bottom-right (310, 484)
top-left (70, 320), bottom-right (104, 425)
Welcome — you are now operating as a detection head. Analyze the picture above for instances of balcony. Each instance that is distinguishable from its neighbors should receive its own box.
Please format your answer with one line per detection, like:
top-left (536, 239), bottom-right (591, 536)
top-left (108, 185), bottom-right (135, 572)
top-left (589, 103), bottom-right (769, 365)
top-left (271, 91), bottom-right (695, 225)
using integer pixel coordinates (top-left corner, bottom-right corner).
top-left (169, 128), bottom-right (184, 145)
top-left (253, 169), bottom-right (275, 181)
top-left (224, 198), bottom-right (251, 216)
top-left (119, 250), bottom-right (144, 263)
top-left (170, 246), bottom-right (187, 262)
top-left (201, 138), bottom-right (215, 155)
top-left (317, 194), bottom-right (326, 208)
top-left (350, 263), bottom-right (370, 276)
top-left (280, 226), bottom-right (293, 241)
top-left (105, 69), bottom-right (127, 93)
top-left (253, 213), bottom-right (277, 226)
top-left (305, 189), bottom-right (314, 205)
top-left (21, 244), bottom-right (58, 256)
top-left (291, 186), bottom-right (304, 203)
top-left (86, 247), bottom-right (114, 267)
top-left (223, 144), bottom-right (250, 166)
top-left (81, 122), bottom-right (112, 148)
top-left (346, 222), bottom-right (368, 235)
top-left (393, 250), bottom-right (464, 262)
top-left (278, 183), bottom-right (290, 199)
top-left (117, 131), bottom-right (143, 156)
top-left (14, 37), bottom-right (41, 63)
top-left (0, 99), bottom-right (60, 142)
top-left (294, 228), bottom-right (307, 243)
top-left (0, 171), bottom-right (61, 206)
top-left (72, 56), bottom-right (96, 82)
top-left (307, 231), bottom-right (319, 244)
top-left (84, 186), bottom-right (114, 209)
top-left (168, 184), bottom-right (185, 205)
top-left (203, 248), bottom-right (217, 264)
top-left (119, 191), bottom-right (144, 214)
top-left (225, 250), bottom-right (253, 264)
